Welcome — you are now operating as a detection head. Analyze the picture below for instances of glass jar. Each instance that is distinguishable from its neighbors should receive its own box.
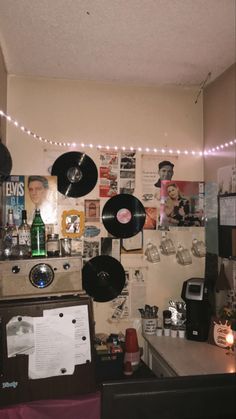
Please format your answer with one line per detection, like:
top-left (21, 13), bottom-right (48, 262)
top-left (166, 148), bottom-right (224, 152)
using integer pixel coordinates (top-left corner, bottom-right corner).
top-left (46, 234), bottom-right (60, 257)
top-left (60, 238), bottom-right (72, 256)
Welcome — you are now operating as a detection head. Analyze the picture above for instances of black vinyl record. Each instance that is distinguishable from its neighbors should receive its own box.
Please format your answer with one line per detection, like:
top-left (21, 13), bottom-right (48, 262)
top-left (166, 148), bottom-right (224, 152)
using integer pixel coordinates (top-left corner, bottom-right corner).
top-left (0, 142), bottom-right (12, 182)
top-left (51, 151), bottom-right (98, 197)
top-left (102, 194), bottom-right (146, 238)
top-left (82, 255), bottom-right (126, 302)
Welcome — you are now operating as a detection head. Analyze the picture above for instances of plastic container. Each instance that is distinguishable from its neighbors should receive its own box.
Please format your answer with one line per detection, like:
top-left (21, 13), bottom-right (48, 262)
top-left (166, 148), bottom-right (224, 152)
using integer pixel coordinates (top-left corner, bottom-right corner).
top-left (156, 327), bottom-right (163, 336)
top-left (142, 317), bottom-right (157, 335)
top-left (171, 325), bottom-right (178, 338)
top-left (163, 310), bottom-right (172, 329)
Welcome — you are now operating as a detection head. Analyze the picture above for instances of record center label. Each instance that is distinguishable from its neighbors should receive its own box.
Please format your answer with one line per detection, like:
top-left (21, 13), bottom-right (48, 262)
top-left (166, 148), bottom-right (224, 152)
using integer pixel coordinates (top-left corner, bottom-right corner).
top-left (67, 166), bottom-right (82, 183)
top-left (116, 208), bottom-right (132, 224)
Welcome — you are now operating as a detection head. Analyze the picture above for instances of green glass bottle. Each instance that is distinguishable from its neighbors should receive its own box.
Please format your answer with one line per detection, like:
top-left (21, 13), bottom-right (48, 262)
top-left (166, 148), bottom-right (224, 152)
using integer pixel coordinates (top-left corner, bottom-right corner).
top-left (30, 209), bottom-right (46, 257)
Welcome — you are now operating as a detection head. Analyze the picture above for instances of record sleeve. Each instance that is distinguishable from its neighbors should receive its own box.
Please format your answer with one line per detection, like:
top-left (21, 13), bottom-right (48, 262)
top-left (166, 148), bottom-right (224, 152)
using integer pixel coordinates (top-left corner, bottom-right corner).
top-left (102, 194), bottom-right (146, 238)
top-left (82, 255), bottom-right (126, 302)
top-left (51, 151), bottom-right (98, 197)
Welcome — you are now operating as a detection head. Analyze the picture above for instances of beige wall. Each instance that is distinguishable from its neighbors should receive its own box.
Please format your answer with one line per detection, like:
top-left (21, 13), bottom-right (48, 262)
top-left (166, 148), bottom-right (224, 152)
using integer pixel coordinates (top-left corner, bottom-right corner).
top-left (7, 76), bottom-right (203, 175)
top-left (6, 76), bottom-right (205, 336)
top-left (203, 64), bottom-right (236, 181)
top-left (0, 46), bottom-right (7, 143)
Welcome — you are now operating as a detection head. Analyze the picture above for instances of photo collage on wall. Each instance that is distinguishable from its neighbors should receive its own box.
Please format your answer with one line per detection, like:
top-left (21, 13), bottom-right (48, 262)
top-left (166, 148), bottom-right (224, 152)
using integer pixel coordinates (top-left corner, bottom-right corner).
top-left (1, 146), bottom-right (207, 324)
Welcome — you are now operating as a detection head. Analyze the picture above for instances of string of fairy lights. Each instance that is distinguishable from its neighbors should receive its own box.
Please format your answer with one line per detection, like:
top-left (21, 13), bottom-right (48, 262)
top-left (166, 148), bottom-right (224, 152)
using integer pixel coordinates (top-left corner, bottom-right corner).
top-left (1, 109), bottom-right (235, 156)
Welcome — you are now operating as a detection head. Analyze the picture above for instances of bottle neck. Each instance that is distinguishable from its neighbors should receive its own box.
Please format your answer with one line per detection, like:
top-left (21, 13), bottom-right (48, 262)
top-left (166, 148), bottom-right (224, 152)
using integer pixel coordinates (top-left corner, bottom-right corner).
top-left (7, 213), bottom-right (15, 226)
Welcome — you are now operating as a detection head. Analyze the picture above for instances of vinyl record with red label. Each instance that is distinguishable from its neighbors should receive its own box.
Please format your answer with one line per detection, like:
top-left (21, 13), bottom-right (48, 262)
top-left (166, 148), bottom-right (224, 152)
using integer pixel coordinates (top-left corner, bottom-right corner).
top-left (102, 194), bottom-right (146, 238)
top-left (51, 151), bottom-right (98, 197)
top-left (82, 255), bottom-right (126, 302)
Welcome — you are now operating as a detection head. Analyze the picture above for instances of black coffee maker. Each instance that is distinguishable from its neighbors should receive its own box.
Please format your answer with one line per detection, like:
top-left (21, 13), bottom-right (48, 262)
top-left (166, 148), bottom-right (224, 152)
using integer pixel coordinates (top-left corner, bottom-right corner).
top-left (181, 278), bottom-right (211, 341)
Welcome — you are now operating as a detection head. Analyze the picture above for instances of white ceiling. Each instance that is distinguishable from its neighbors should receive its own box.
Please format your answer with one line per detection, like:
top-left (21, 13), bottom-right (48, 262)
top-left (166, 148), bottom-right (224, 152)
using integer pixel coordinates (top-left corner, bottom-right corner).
top-left (0, 0), bottom-right (235, 86)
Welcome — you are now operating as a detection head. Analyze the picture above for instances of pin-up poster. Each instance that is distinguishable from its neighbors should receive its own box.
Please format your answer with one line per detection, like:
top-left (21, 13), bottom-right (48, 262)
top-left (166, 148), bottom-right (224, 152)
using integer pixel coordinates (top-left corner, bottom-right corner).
top-left (159, 180), bottom-right (204, 228)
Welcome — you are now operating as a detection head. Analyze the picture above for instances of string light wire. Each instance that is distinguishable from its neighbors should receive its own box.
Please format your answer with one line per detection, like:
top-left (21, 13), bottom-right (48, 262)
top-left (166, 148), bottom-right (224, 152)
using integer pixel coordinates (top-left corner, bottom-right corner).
top-left (0, 109), bottom-right (235, 156)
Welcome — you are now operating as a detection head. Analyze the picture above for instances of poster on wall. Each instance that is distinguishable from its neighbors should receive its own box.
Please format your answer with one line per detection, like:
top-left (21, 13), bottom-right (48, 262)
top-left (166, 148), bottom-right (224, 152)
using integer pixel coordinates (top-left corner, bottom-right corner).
top-left (119, 151), bottom-right (136, 194)
top-left (99, 151), bottom-right (119, 197)
top-left (25, 175), bottom-right (58, 225)
top-left (143, 207), bottom-right (158, 230)
top-left (205, 182), bottom-right (218, 255)
top-left (108, 267), bottom-right (147, 322)
top-left (159, 180), bottom-right (205, 228)
top-left (141, 154), bottom-right (178, 204)
top-left (101, 237), bottom-right (121, 261)
top-left (84, 199), bottom-right (100, 222)
top-left (217, 165), bottom-right (236, 195)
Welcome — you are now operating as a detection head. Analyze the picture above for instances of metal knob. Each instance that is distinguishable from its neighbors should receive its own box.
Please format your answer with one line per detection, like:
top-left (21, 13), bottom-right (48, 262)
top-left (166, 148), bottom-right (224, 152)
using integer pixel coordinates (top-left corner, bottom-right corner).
top-left (12, 265), bottom-right (20, 274)
top-left (63, 263), bottom-right (70, 270)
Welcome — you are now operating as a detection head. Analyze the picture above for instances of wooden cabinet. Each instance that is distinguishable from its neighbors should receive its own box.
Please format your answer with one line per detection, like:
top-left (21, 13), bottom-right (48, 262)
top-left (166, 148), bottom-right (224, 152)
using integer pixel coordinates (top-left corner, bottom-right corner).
top-left (143, 334), bottom-right (236, 377)
top-left (148, 346), bottom-right (176, 377)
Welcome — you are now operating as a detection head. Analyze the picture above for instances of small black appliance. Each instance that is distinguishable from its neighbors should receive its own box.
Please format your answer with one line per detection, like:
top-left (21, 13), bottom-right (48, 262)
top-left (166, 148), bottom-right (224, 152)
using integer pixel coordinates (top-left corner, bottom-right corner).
top-left (181, 278), bottom-right (211, 341)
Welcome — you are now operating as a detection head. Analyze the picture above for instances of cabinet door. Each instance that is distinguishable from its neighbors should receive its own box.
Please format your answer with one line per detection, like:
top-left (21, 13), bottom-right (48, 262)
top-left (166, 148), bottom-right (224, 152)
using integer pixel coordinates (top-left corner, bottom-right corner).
top-left (149, 348), bottom-right (176, 378)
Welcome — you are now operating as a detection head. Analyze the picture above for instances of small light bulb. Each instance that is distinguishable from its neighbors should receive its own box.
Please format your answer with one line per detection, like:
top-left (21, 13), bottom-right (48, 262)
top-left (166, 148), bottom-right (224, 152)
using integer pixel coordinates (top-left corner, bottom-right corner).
top-left (226, 332), bottom-right (234, 346)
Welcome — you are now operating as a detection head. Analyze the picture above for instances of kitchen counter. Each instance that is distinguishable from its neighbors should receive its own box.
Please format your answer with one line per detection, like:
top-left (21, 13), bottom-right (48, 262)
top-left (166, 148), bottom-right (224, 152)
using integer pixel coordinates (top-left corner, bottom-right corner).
top-left (143, 334), bottom-right (236, 377)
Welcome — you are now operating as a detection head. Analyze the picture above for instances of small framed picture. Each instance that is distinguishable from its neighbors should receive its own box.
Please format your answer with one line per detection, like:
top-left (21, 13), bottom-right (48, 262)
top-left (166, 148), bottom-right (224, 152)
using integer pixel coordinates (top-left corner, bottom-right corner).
top-left (61, 210), bottom-right (85, 238)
